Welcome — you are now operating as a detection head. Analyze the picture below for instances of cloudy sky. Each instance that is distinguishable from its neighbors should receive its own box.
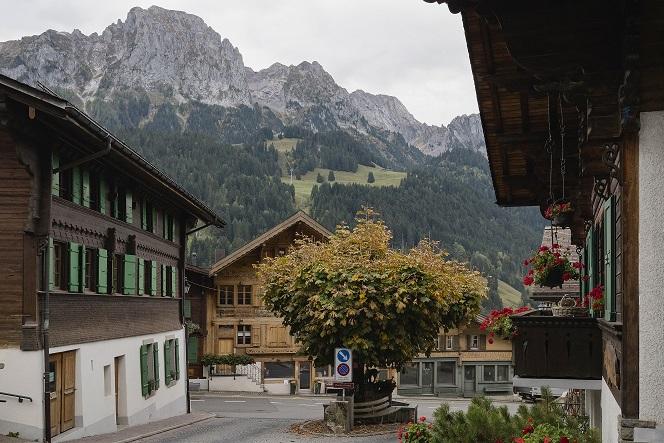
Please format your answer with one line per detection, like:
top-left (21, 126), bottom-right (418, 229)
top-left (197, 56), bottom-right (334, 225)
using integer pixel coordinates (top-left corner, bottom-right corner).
top-left (0, 0), bottom-right (478, 125)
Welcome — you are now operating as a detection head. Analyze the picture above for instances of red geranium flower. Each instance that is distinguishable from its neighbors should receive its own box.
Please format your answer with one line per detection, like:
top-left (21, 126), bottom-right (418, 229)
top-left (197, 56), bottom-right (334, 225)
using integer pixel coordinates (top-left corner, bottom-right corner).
top-left (488, 337), bottom-right (494, 344)
top-left (523, 275), bottom-right (534, 286)
top-left (560, 437), bottom-right (570, 443)
top-left (419, 416), bottom-right (426, 422)
top-left (544, 438), bottom-right (552, 443)
top-left (539, 245), bottom-right (549, 252)
top-left (562, 272), bottom-right (571, 281)
top-left (513, 438), bottom-right (525, 443)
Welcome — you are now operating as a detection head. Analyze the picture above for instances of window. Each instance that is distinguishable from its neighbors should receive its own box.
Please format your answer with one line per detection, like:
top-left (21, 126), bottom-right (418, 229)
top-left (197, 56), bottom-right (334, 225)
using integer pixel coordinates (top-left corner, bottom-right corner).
top-left (53, 241), bottom-right (66, 289)
top-left (446, 336), bottom-right (454, 350)
top-left (140, 343), bottom-right (159, 397)
top-left (497, 365), bottom-right (509, 382)
top-left (164, 338), bottom-right (180, 386)
top-left (436, 361), bottom-right (456, 385)
top-left (144, 261), bottom-right (152, 295)
top-left (89, 175), bottom-right (100, 211)
top-left (400, 362), bottom-right (419, 386)
top-left (141, 199), bottom-right (155, 232)
top-left (483, 365), bottom-right (496, 382)
top-left (59, 168), bottom-right (73, 200)
top-left (117, 188), bottom-right (127, 221)
top-left (84, 248), bottom-right (96, 291)
top-left (237, 285), bottom-right (252, 305)
top-left (264, 361), bottom-right (294, 379)
top-left (470, 335), bottom-right (479, 350)
top-left (114, 254), bottom-right (124, 294)
top-left (219, 285), bottom-right (234, 305)
top-left (237, 325), bottom-right (252, 345)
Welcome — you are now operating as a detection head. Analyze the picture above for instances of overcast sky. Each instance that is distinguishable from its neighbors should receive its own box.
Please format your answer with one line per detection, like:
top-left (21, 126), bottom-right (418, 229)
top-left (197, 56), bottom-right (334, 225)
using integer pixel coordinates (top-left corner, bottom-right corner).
top-left (0, 0), bottom-right (478, 125)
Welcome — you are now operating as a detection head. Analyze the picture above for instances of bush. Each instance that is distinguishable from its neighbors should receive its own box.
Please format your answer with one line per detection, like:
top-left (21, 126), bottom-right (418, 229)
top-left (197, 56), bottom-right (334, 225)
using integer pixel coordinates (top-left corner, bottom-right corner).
top-left (367, 171), bottom-right (375, 183)
top-left (316, 172), bottom-right (325, 183)
top-left (328, 170), bottom-right (336, 181)
top-left (399, 417), bottom-right (432, 443)
top-left (200, 353), bottom-right (255, 368)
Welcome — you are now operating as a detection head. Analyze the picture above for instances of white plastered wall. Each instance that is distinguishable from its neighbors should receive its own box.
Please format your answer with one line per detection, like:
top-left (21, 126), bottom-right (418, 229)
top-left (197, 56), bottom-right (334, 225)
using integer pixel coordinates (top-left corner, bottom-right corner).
top-left (601, 379), bottom-right (621, 443)
top-left (638, 111), bottom-right (664, 426)
top-left (0, 348), bottom-right (44, 441)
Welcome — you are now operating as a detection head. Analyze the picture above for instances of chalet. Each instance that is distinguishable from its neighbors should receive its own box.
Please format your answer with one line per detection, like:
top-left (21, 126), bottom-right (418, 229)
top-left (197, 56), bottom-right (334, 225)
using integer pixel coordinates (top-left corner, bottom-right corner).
top-left (0, 75), bottom-right (224, 442)
top-left (423, 0), bottom-right (664, 441)
top-left (397, 317), bottom-right (513, 397)
top-left (205, 211), bottom-right (331, 394)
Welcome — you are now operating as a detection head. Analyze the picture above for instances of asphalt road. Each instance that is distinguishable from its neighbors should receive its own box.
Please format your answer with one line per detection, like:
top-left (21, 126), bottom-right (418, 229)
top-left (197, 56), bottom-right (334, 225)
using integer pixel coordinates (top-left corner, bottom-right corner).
top-left (133, 394), bottom-right (521, 442)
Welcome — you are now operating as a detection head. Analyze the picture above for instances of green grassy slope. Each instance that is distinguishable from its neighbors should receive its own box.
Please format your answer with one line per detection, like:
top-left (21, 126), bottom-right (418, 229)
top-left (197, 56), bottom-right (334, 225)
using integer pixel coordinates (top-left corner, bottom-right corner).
top-left (498, 280), bottom-right (523, 307)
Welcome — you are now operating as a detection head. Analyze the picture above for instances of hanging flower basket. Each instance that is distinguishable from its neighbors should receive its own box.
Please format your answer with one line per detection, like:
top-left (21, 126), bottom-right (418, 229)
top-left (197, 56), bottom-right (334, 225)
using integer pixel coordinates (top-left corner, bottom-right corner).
top-left (544, 201), bottom-right (574, 227)
top-left (522, 244), bottom-right (581, 289)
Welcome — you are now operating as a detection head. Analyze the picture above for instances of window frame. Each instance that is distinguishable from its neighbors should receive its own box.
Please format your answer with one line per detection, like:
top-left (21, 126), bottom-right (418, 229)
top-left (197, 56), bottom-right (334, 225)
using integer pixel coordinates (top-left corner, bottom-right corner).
top-left (218, 285), bottom-right (234, 305)
top-left (436, 360), bottom-right (456, 386)
top-left (483, 364), bottom-right (496, 382)
top-left (399, 362), bottom-right (420, 387)
top-left (446, 335), bottom-right (454, 350)
top-left (53, 241), bottom-right (67, 290)
top-left (264, 361), bottom-right (294, 379)
top-left (470, 335), bottom-right (480, 350)
top-left (237, 285), bottom-right (252, 305)
top-left (236, 324), bottom-right (252, 345)
top-left (496, 365), bottom-right (510, 382)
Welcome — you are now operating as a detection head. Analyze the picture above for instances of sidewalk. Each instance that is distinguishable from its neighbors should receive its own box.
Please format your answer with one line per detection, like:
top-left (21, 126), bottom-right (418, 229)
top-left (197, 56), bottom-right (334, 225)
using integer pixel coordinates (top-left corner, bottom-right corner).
top-left (67, 412), bottom-right (214, 443)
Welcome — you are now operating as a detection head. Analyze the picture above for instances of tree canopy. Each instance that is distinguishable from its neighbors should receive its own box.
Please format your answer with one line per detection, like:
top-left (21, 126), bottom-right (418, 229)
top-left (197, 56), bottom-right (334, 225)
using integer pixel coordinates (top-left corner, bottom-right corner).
top-left (256, 210), bottom-right (486, 370)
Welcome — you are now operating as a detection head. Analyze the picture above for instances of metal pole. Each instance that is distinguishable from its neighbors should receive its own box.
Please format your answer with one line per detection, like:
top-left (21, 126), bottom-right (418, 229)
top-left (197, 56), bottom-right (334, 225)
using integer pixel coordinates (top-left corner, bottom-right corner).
top-left (41, 236), bottom-right (51, 443)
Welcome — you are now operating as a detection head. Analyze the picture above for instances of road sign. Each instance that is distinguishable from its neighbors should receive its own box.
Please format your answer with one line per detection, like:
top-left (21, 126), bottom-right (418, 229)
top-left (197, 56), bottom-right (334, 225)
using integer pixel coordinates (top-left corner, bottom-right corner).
top-left (334, 347), bottom-right (352, 382)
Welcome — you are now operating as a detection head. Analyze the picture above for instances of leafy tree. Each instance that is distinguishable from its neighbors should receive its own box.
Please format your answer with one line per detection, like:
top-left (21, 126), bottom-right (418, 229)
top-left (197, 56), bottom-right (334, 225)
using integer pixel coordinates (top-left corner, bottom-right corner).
top-left (316, 172), bottom-right (325, 183)
top-left (257, 209), bottom-right (485, 399)
top-left (367, 171), bottom-right (376, 183)
top-left (328, 170), bottom-right (336, 182)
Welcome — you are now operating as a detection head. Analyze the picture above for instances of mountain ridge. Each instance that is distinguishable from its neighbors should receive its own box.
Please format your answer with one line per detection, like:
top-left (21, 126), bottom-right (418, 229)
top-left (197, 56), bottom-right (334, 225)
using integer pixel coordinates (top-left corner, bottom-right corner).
top-left (0, 5), bottom-right (484, 157)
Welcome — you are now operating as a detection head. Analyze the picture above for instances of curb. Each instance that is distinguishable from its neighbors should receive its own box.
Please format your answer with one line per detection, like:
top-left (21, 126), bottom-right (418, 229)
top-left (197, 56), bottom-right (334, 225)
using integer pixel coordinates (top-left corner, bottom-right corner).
top-left (112, 414), bottom-right (215, 443)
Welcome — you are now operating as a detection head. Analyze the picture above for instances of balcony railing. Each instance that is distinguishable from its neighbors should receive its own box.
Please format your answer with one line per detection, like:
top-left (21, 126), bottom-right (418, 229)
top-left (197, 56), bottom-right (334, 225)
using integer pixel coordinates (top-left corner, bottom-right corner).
top-left (511, 311), bottom-right (602, 380)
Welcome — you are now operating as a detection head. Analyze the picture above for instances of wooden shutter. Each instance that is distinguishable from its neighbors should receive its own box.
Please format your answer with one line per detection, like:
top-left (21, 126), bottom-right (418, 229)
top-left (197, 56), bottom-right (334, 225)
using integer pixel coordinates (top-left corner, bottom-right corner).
top-left (99, 178), bottom-right (107, 215)
top-left (150, 261), bottom-right (157, 296)
top-left (48, 238), bottom-right (55, 289)
top-left (438, 334), bottom-right (445, 351)
top-left (184, 299), bottom-right (191, 318)
top-left (170, 266), bottom-right (177, 297)
top-left (604, 196), bottom-right (616, 321)
top-left (480, 334), bottom-right (487, 350)
top-left (97, 248), bottom-right (108, 293)
top-left (82, 169), bottom-right (91, 207)
top-left (68, 242), bottom-right (80, 292)
top-left (125, 190), bottom-right (133, 224)
top-left (153, 344), bottom-right (160, 389)
top-left (52, 152), bottom-right (60, 196)
top-left (161, 264), bottom-right (166, 296)
top-left (466, 335), bottom-right (471, 350)
top-left (138, 258), bottom-right (145, 295)
top-left (151, 207), bottom-right (157, 233)
top-left (453, 335), bottom-right (460, 351)
top-left (72, 167), bottom-right (82, 204)
top-left (187, 336), bottom-right (199, 363)
top-left (164, 340), bottom-right (172, 385)
top-left (174, 339), bottom-right (180, 380)
top-left (111, 185), bottom-right (118, 218)
top-left (140, 345), bottom-right (149, 397)
top-left (252, 325), bottom-right (260, 347)
top-left (123, 255), bottom-right (137, 295)
top-left (141, 200), bottom-right (147, 230)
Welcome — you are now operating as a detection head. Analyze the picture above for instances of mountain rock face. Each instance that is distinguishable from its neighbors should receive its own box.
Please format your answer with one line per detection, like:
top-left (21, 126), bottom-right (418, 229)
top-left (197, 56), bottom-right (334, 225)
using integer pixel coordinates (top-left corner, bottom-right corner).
top-left (0, 5), bottom-right (483, 156)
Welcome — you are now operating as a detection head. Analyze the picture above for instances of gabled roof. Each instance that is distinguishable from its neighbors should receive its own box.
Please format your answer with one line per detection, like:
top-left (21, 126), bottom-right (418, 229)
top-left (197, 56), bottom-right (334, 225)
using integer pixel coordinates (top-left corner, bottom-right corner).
top-left (0, 74), bottom-right (225, 228)
top-left (209, 211), bottom-right (332, 276)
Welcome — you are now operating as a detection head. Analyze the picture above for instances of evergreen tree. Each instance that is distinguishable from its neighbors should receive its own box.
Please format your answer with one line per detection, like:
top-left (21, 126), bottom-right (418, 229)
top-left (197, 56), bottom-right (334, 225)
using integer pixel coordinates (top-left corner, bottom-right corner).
top-left (316, 172), bottom-right (325, 183)
top-left (367, 171), bottom-right (376, 183)
top-left (328, 170), bottom-right (336, 182)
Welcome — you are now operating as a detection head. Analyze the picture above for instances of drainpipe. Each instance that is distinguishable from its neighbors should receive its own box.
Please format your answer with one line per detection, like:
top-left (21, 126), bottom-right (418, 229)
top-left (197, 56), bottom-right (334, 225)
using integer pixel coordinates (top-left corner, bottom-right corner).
top-left (180, 222), bottom-right (191, 414)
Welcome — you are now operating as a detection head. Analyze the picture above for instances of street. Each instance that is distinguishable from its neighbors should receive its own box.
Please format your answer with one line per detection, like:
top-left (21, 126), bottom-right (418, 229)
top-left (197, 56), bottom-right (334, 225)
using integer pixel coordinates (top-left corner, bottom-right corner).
top-left (131, 393), bottom-right (521, 442)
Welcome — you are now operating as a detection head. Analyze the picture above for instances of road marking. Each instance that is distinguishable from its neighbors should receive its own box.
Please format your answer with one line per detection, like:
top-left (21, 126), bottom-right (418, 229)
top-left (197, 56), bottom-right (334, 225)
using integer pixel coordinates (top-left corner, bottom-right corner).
top-left (269, 401), bottom-right (284, 404)
top-left (314, 402), bottom-right (324, 405)
top-left (224, 400), bottom-right (246, 403)
top-left (190, 399), bottom-right (205, 402)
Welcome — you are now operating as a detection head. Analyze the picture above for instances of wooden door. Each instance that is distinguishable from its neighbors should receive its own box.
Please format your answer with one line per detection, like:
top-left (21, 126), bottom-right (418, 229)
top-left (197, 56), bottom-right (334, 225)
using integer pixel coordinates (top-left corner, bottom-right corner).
top-left (61, 351), bottom-right (76, 432)
top-left (48, 355), bottom-right (61, 437)
top-left (217, 338), bottom-right (234, 354)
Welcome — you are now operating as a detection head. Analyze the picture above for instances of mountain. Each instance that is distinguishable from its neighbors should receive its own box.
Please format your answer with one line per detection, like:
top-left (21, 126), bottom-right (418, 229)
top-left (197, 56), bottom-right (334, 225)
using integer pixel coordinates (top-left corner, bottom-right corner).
top-left (0, 5), bottom-right (482, 157)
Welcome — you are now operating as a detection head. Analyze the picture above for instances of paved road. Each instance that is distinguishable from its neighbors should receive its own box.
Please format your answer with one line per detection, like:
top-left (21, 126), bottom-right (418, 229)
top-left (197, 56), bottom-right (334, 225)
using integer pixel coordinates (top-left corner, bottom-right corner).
top-left (134, 394), bottom-right (521, 442)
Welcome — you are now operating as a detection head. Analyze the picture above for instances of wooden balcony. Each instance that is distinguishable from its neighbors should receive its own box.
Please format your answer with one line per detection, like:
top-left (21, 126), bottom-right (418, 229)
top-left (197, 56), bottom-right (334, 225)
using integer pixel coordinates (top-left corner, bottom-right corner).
top-left (512, 311), bottom-right (602, 380)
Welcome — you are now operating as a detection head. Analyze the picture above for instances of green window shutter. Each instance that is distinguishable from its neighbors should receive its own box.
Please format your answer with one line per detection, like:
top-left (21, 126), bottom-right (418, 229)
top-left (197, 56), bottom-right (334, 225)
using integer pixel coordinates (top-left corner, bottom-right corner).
top-left (48, 238), bottom-right (55, 290)
top-left (164, 340), bottom-right (172, 385)
top-left (171, 266), bottom-right (177, 297)
top-left (97, 248), bottom-right (108, 293)
top-left (184, 299), bottom-right (191, 318)
top-left (153, 344), bottom-right (160, 389)
top-left (52, 152), bottom-right (60, 196)
top-left (187, 336), bottom-right (199, 364)
top-left (68, 242), bottom-right (81, 292)
top-left (150, 261), bottom-right (158, 296)
top-left (99, 178), bottom-right (108, 215)
top-left (125, 190), bottom-right (133, 224)
top-left (141, 200), bottom-right (147, 230)
top-left (123, 254), bottom-right (137, 295)
top-left (174, 339), bottom-right (180, 380)
top-left (604, 196), bottom-right (616, 321)
top-left (82, 169), bottom-right (91, 208)
top-left (138, 258), bottom-right (145, 295)
top-left (161, 264), bottom-right (167, 297)
top-left (151, 207), bottom-right (157, 233)
top-left (585, 228), bottom-right (595, 314)
top-left (72, 167), bottom-right (82, 204)
top-left (140, 345), bottom-right (149, 397)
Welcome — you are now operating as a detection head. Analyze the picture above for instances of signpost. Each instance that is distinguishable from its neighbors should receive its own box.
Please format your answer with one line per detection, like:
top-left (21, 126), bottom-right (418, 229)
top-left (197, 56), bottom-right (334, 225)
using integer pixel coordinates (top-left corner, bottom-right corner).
top-left (334, 348), bottom-right (353, 400)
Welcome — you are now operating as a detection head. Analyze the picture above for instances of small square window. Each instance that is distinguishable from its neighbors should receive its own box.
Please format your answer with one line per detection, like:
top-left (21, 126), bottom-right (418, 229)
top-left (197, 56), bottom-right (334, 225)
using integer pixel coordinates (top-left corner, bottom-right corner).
top-left (219, 285), bottom-right (234, 305)
top-left (446, 336), bottom-right (454, 350)
top-left (237, 325), bottom-right (252, 345)
top-left (470, 335), bottom-right (479, 350)
top-left (237, 285), bottom-right (252, 305)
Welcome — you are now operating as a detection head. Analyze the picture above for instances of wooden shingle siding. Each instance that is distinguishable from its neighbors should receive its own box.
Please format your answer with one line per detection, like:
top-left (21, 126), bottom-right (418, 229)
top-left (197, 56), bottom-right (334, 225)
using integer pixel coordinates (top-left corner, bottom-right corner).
top-left (0, 130), bottom-right (34, 347)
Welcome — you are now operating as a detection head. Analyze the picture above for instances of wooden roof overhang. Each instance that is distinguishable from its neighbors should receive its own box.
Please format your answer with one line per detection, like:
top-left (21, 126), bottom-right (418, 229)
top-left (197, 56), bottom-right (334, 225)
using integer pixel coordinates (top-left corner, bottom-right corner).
top-left (425, 0), bottom-right (664, 244)
top-left (0, 74), bottom-right (226, 230)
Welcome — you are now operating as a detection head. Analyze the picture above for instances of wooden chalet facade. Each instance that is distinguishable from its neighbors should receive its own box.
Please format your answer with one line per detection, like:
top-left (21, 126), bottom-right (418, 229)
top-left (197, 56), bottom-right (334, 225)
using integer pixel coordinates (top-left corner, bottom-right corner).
top-left (203, 211), bottom-right (331, 394)
top-left (0, 75), bottom-right (224, 442)
top-left (397, 316), bottom-right (513, 397)
top-left (424, 0), bottom-right (664, 441)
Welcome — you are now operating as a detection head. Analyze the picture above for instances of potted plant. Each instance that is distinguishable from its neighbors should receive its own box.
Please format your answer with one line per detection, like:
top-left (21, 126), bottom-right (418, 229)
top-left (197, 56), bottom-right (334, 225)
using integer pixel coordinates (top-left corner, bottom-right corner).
top-left (580, 284), bottom-right (604, 316)
top-left (544, 201), bottom-right (574, 227)
top-left (480, 306), bottom-right (530, 340)
top-left (522, 244), bottom-right (581, 289)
